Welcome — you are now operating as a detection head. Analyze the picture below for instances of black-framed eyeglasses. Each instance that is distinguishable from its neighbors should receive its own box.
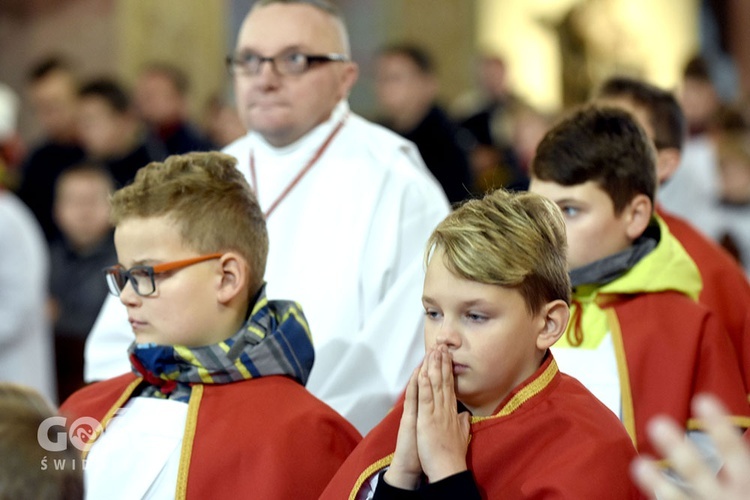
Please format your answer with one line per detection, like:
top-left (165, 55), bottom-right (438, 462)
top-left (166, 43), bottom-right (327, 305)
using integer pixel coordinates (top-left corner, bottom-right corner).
top-left (225, 51), bottom-right (349, 76)
top-left (104, 253), bottom-right (223, 297)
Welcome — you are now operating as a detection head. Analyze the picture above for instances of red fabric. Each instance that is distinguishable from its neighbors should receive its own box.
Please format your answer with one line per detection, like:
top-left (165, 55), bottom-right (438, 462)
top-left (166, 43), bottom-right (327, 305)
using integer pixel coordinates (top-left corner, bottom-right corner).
top-left (321, 356), bottom-right (643, 500)
top-left (61, 373), bottom-right (361, 500)
top-left (610, 291), bottom-right (750, 456)
top-left (658, 207), bottom-right (750, 392)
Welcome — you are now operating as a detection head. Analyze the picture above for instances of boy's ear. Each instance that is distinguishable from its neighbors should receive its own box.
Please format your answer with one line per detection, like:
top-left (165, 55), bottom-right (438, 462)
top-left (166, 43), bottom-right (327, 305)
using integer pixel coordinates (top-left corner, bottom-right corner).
top-left (536, 300), bottom-right (570, 350)
top-left (655, 148), bottom-right (681, 184)
top-left (624, 193), bottom-right (652, 241)
top-left (216, 252), bottom-right (249, 305)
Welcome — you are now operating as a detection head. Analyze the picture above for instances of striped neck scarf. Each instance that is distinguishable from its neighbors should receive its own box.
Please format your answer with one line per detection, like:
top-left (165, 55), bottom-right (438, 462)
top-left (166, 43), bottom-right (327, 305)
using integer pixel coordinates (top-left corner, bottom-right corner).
top-left (128, 286), bottom-right (314, 402)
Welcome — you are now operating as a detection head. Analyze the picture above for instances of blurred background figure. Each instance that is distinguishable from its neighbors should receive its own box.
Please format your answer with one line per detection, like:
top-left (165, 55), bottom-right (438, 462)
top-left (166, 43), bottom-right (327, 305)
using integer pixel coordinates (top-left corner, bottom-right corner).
top-left (134, 62), bottom-right (215, 156)
top-left (708, 109), bottom-right (750, 275)
top-left (0, 188), bottom-right (55, 404)
top-left (0, 85), bottom-right (56, 404)
top-left (0, 382), bottom-right (83, 500)
top-left (77, 77), bottom-right (164, 189)
top-left (0, 83), bottom-right (24, 190)
top-left (49, 163), bottom-right (116, 403)
top-left (453, 52), bottom-right (531, 193)
top-left (682, 55), bottom-right (723, 138)
top-left (15, 56), bottom-right (84, 242)
top-left (504, 101), bottom-right (554, 188)
top-left (374, 43), bottom-right (473, 204)
top-left (659, 55), bottom-right (724, 235)
top-left (202, 93), bottom-right (246, 149)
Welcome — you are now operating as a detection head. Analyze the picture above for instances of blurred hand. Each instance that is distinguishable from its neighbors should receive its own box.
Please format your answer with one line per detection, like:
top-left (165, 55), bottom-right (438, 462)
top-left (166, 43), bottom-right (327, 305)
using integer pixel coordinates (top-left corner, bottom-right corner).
top-left (631, 394), bottom-right (750, 500)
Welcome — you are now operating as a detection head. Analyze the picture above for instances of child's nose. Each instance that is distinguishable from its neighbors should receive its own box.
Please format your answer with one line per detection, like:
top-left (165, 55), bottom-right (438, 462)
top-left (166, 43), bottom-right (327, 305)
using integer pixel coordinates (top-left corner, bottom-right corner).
top-left (118, 279), bottom-right (141, 307)
top-left (435, 320), bottom-right (461, 348)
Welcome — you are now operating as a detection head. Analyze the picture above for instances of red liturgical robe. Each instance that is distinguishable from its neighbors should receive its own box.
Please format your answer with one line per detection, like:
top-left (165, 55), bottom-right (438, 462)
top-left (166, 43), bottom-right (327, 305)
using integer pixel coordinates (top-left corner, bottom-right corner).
top-left (321, 355), bottom-right (643, 500)
top-left (61, 373), bottom-right (361, 500)
top-left (658, 207), bottom-right (750, 394)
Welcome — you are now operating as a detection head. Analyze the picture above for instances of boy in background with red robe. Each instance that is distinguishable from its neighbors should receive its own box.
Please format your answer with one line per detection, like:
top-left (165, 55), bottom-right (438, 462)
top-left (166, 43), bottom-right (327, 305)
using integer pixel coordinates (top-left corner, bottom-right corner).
top-left (594, 76), bottom-right (750, 395)
top-left (529, 106), bottom-right (750, 460)
top-left (322, 189), bottom-right (642, 499)
top-left (59, 152), bottom-right (360, 499)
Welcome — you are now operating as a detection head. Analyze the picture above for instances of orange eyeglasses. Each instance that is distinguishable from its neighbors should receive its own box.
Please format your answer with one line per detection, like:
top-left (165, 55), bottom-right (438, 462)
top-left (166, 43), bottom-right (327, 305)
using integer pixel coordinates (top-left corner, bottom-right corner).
top-left (104, 253), bottom-right (223, 297)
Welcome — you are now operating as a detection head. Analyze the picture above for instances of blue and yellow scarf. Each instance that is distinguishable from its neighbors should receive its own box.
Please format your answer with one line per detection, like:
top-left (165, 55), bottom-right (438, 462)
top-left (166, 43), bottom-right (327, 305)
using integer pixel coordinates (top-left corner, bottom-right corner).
top-left (128, 286), bottom-right (314, 402)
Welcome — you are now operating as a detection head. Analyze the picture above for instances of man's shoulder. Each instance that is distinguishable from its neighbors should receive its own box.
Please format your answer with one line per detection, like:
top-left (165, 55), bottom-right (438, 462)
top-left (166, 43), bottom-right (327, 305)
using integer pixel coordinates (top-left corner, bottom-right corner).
top-left (223, 118), bottom-right (444, 198)
top-left (221, 133), bottom-right (249, 156)
top-left (341, 114), bottom-right (448, 196)
top-left (343, 113), bottom-right (420, 158)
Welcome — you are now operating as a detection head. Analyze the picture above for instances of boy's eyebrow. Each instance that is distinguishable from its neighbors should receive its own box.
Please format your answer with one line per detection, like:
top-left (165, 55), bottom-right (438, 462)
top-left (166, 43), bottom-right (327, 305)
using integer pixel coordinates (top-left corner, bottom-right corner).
top-left (422, 296), bottom-right (494, 308)
top-left (552, 197), bottom-right (581, 205)
top-left (460, 298), bottom-right (495, 308)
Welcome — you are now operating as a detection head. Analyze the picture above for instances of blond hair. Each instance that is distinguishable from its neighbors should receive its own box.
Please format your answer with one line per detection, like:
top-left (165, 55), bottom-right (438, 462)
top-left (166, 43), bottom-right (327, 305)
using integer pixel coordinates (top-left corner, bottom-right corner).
top-left (426, 189), bottom-right (570, 313)
top-left (110, 152), bottom-right (268, 294)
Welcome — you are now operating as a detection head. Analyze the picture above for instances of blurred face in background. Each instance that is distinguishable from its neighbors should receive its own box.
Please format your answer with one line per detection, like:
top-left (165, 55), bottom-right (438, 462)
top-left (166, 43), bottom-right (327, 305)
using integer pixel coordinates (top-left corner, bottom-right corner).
top-left (478, 55), bottom-right (508, 100)
top-left (134, 71), bottom-right (185, 127)
top-left (29, 70), bottom-right (79, 142)
top-left (77, 97), bottom-right (134, 158)
top-left (374, 53), bottom-right (436, 129)
top-left (680, 77), bottom-right (719, 134)
top-left (54, 169), bottom-right (113, 251)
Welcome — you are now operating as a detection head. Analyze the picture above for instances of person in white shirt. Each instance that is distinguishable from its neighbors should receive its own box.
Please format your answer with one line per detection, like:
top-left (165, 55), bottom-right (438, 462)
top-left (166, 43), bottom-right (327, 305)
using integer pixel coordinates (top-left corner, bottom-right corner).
top-left (0, 190), bottom-right (55, 404)
top-left (0, 83), bottom-right (55, 403)
top-left (84, 0), bottom-right (449, 434)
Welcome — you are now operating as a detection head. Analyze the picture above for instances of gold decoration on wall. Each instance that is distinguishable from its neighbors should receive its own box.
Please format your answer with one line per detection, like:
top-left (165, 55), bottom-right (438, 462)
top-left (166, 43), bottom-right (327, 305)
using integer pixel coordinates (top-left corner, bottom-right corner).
top-left (477, 0), bottom-right (699, 112)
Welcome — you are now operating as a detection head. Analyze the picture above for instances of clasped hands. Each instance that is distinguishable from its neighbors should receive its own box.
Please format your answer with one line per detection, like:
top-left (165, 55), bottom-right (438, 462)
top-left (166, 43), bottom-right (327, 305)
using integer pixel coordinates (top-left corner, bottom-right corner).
top-left (383, 346), bottom-right (472, 490)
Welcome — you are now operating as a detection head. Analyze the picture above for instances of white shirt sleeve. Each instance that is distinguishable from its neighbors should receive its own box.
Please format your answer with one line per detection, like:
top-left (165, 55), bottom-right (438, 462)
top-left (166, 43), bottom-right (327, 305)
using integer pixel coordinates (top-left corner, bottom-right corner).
top-left (84, 294), bottom-right (133, 382)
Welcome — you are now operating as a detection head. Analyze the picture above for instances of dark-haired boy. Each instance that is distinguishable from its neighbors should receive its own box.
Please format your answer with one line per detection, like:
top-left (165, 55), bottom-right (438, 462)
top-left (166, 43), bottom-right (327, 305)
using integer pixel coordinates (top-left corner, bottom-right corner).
top-left (529, 106), bottom-right (750, 458)
top-left (595, 76), bottom-right (750, 395)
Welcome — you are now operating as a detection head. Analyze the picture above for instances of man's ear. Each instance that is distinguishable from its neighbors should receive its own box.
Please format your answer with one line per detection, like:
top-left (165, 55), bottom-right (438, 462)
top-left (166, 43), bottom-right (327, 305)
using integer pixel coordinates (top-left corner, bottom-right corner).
top-left (624, 193), bottom-right (652, 241)
top-left (536, 300), bottom-right (570, 350)
top-left (656, 148), bottom-right (681, 184)
top-left (216, 252), bottom-right (249, 305)
top-left (338, 61), bottom-right (359, 99)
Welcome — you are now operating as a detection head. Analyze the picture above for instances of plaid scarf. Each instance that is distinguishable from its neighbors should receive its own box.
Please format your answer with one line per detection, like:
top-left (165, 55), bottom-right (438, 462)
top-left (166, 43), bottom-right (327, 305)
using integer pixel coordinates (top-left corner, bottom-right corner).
top-left (128, 286), bottom-right (314, 402)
